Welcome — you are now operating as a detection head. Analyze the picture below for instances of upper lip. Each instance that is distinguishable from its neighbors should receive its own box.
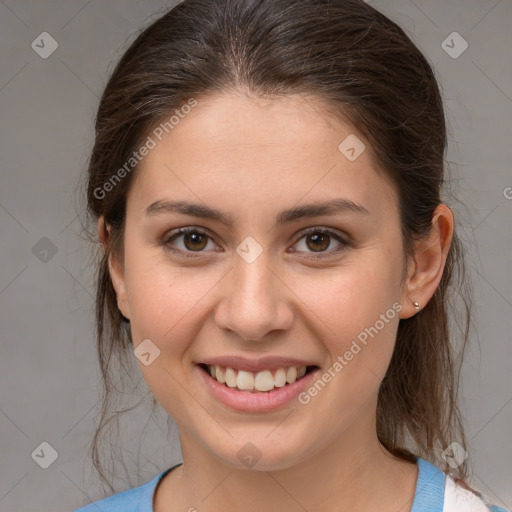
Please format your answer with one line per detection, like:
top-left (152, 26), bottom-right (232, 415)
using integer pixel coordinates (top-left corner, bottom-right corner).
top-left (198, 355), bottom-right (319, 373)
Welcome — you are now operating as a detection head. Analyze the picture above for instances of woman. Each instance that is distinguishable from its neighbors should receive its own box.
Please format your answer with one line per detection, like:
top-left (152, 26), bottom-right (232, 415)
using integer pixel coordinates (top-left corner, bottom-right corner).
top-left (74, 0), bottom-right (510, 510)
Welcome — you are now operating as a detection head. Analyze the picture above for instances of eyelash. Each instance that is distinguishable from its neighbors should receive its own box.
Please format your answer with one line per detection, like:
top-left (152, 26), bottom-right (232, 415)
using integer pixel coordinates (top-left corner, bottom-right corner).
top-left (161, 226), bottom-right (351, 260)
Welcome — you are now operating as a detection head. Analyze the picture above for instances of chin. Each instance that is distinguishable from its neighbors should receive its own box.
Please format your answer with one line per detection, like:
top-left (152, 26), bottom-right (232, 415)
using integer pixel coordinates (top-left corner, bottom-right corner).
top-left (206, 434), bottom-right (311, 472)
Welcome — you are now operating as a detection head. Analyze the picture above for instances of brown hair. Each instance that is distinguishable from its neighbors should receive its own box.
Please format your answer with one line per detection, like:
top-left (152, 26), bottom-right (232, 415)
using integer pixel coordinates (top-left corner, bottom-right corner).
top-left (82, 0), bottom-right (474, 494)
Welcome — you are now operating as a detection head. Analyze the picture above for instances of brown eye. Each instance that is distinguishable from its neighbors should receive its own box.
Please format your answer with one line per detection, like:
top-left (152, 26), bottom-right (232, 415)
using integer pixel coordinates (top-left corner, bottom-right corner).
top-left (292, 228), bottom-right (350, 258)
top-left (182, 231), bottom-right (208, 251)
top-left (305, 232), bottom-right (331, 252)
top-left (163, 227), bottom-right (217, 256)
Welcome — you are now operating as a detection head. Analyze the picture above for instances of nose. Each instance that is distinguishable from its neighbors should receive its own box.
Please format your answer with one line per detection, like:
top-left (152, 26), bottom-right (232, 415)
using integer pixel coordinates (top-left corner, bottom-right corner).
top-left (213, 248), bottom-right (294, 342)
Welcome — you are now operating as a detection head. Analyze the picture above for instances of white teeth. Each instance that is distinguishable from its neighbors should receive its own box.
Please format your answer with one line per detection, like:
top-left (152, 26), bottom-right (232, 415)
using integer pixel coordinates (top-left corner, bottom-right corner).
top-left (254, 370), bottom-right (275, 391)
top-left (215, 365), bottom-right (225, 384)
top-left (206, 364), bottom-right (310, 391)
top-left (237, 370), bottom-right (255, 390)
top-left (273, 368), bottom-right (287, 387)
top-left (286, 366), bottom-right (297, 383)
top-left (225, 367), bottom-right (237, 388)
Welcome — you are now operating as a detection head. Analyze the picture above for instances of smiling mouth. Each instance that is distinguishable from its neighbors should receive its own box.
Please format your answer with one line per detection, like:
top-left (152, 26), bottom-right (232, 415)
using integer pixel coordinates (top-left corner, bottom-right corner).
top-left (198, 363), bottom-right (319, 393)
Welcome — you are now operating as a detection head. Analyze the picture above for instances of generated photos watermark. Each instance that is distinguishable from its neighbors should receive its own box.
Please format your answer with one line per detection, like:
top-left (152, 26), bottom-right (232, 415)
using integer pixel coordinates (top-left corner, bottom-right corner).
top-left (93, 97), bottom-right (198, 200)
top-left (298, 301), bottom-right (403, 404)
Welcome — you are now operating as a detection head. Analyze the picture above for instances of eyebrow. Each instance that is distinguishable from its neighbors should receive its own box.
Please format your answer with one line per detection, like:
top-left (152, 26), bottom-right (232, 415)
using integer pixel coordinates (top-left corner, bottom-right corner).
top-left (144, 198), bottom-right (370, 227)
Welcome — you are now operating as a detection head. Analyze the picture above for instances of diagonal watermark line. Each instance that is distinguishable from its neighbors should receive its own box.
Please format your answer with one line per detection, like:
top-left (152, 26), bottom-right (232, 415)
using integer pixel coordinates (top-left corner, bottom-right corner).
top-left (472, 471), bottom-right (510, 511)
top-left (471, 0), bottom-right (503, 30)
top-left (298, 91), bottom-right (344, 137)
top-left (472, 60), bottom-right (512, 106)
top-left (61, 470), bottom-right (106, 512)
top-left (60, 213), bottom-right (79, 233)
top-left (266, 163), bottom-right (338, 235)
top-left (470, 394), bottom-right (512, 441)
top-left (0, 407), bottom-right (30, 439)
top-left (60, 397), bottom-right (101, 440)
top-left (265, 410), bottom-right (294, 438)
top-left (368, 367), bottom-right (385, 383)
top-left (265, 265), bottom-right (337, 336)
top-left (200, 470), bottom-right (234, 503)
top-left (152, 355), bottom-right (235, 438)
top-left (476, 269), bottom-right (512, 307)
top-left (61, 265), bottom-right (95, 299)
top-left (408, 0), bottom-right (439, 29)
top-left (472, 205), bottom-right (499, 232)
top-left (60, 60), bottom-right (99, 99)
top-left (163, 163), bottom-right (212, 207)
top-left (61, 372), bottom-right (144, 441)
top-left (0, 265), bottom-right (28, 297)
top-left (265, 472), bottom-right (309, 511)
top-left (138, 447), bottom-right (164, 474)
top-left (61, 0), bottom-right (93, 29)
top-left (0, 471), bottom-right (30, 503)
top-left (0, 62), bottom-right (29, 93)
top-left (0, 201), bottom-right (29, 233)
top-left (0, 0), bottom-right (29, 28)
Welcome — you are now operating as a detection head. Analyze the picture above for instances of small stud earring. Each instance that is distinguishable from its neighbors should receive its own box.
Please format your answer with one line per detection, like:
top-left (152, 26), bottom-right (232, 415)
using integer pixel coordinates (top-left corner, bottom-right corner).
top-left (413, 301), bottom-right (420, 310)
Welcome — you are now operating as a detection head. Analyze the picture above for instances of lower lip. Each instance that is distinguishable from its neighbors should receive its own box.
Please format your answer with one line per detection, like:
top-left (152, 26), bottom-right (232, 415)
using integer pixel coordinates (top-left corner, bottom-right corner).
top-left (195, 364), bottom-right (321, 412)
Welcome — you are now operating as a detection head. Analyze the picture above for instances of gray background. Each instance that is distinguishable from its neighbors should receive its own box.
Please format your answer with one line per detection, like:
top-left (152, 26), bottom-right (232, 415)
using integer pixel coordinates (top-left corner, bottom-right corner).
top-left (0, 0), bottom-right (510, 510)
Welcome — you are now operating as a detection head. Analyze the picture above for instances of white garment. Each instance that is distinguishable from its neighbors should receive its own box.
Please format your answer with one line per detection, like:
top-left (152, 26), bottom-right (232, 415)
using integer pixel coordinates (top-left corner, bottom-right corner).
top-left (443, 475), bottom-right (496, 512)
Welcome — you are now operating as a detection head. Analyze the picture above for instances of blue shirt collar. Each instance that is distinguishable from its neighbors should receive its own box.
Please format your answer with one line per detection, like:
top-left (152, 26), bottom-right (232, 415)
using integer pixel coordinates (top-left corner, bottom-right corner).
top-left (144, 458), bottom-right (446, 512)
top-left (410, 457), bottom-right (445, 512)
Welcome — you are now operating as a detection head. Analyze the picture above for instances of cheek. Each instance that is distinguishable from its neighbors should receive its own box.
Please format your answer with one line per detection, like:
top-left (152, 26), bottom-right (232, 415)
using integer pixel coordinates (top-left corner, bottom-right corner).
top-left (125, 250), bottom-right (221, 352)
top-left (294, 263), bottom-right (401, 395)
top-left (123, 256), bottom-right (216, 420)
top-left (293, 270), bottom-right (400, 426)
top-left (297, 261), bottom-right (400, 333)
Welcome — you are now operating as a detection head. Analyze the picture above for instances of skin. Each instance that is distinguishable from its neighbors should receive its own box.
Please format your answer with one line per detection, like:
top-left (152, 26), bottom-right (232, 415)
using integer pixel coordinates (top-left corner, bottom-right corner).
top-left (99, 90), bottom-right (454, 512)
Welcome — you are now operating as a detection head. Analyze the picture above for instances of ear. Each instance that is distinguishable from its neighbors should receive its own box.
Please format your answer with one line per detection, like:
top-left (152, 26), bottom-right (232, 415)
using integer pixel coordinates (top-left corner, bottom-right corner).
top-left (97, 216), bottom-right (131, 320)
top-left (399, 204), bottom-right (454, 319)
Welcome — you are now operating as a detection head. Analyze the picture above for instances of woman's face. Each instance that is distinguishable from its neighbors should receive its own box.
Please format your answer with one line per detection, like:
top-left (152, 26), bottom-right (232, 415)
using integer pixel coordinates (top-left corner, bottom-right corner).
top-left (109, 91), bottom-right (413, 470)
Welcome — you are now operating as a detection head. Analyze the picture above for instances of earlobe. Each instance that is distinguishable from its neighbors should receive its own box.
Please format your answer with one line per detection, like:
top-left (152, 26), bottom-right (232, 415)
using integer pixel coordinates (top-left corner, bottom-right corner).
top-left (108, 255), bottom-right (131, 321)
top-left (97, 215), bottom-right (111, 251)
top-left (97, 216), bottom-right (131, 320)
top-left (399, 204), bottom-right (454, 319)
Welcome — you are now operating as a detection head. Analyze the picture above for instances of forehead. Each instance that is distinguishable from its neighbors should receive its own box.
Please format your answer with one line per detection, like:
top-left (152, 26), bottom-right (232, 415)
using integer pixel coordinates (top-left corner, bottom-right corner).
top-left (128, 91), bottom-right (398, 220)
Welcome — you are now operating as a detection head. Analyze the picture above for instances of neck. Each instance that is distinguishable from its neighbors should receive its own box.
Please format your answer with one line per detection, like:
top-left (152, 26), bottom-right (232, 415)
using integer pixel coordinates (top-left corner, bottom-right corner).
top-left (155, 399), bottom-right (418, 512)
